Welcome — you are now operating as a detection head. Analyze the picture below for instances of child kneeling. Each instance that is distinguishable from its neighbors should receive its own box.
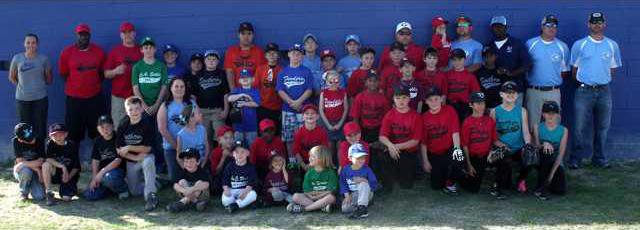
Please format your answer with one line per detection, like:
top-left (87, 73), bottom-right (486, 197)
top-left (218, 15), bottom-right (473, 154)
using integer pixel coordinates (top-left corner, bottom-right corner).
top-left (339, 143), bottom-right (378, 219)
top-left (221, 141), bottom-right (258, 213)
top-left (167, 148), bottom-right (210, 213)
top-left (287, 145), bottom-right (338, 214)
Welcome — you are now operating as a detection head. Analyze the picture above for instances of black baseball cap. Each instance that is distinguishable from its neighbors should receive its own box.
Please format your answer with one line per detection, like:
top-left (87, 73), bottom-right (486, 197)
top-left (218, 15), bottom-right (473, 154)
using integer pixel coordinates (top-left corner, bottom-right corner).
top-left (389, 41), bottom-right (405, 52)
top-left (265, 42), bottom-right (279, 53)
top-left (178, 148), bottom-right (201, 161)
top-left (482, 46), bottom-right (497, 57)
top-left (190, 53), bottom-right (204, 62)
top-left (140, 37), bottom-right (155, 47)
top-left (400, 58), bottom-right (414, 67)
top-left (97, 115), bottom-right (113, 126)
top-left (589, 12), bottom-right (605, 24)
top-left (14, 123), bottom-right (34, 142)
top-left (500, 81), bottom-right (518, 92)
top-left (470, 91), bottom-right (486, 103)
top-left (238, 22), bottom-right (254, 32)
top-left (425, 86), bottom-right (442, 98)
top-left (542, 101), bottom-right (560, 113)
top-left (450, 48), bottom-right (466, 59)
top-left (232, 140), bottom-right (249, 151)
top-left (541, 14), bottom-right (559, 26)
top-left (365, 69), bottom-right (379, 80)
top-left (393, 87), bottom-right (411, 97)
top-left (48, 123), bottom-right (67, 135)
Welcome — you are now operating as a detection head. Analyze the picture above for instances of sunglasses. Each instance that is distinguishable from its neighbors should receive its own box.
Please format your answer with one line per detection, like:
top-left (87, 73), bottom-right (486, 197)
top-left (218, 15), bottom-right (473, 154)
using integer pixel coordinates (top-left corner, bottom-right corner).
top-left (398, 31), bottom-right (412, 36)
top-left (543, 23), bottom-right (558, 28)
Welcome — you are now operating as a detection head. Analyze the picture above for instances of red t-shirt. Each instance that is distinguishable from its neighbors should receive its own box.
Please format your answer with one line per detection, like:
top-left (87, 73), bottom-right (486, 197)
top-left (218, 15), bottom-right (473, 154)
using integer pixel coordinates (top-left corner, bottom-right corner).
top-left (223, 45), bottom-right (266, 86)
top-left (445, 69), bottom-right (481, 103)
top-left (58, 43), bottom-right (106, 98)
top-left (253, 64), bottom-right (283, 110)
top-left (462, 115), bottom-right (497, 157)
top-left (250, 136), bottom-right (287, 169)
top-left (104, 44), bottom-right (142, 98)
top-left (379, 42), bottom-right (426, 72)
top-left (292, 125), bottom-right (329, 163)
top-left (380, 108), bottom-right (423, 152)
top-left (350, 90), bottom-right (390, 129)
top-left (422, 105), bottom-right (460, 155)
top-left (209, 147), bottom-right (232, 176)
top-left (321, 89), bottom-right (346, 123)
top-left (379, 65), bottom-right (402, 97)
top-left (346, 68), bottom-right (369, 98)
top-left (415, 69), bottom-right (449, 96)
top-left (430, 34), bottom-right (451, 69)
top-left (338, 141), bottom-right (370, 168)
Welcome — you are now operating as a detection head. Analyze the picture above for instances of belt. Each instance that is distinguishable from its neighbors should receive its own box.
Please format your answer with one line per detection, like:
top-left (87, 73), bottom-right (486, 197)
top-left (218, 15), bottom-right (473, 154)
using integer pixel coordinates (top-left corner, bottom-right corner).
top-left (576, 82), bottom-right (608, 89)
top-left (527, 85), bottom-right (560, 91)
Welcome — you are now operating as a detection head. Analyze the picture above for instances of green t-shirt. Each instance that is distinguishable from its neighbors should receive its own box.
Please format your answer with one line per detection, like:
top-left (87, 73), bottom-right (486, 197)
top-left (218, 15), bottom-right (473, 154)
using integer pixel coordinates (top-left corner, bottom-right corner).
top-left (131, 59), bottom-right (168, 105)
top-left (303, 167), bottom-right (338, 193)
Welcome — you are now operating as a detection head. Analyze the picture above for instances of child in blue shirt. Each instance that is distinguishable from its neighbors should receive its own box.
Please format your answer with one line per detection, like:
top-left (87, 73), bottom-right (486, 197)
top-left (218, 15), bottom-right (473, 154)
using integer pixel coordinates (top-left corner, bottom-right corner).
top-left (339, 143), bottom-right (377, 219)
top-left (227, 69), bottom-right (261, 145)
top-left (221, 141), bottom-right (258, 213)
top-left (337, 34), bottom-right (362, 79)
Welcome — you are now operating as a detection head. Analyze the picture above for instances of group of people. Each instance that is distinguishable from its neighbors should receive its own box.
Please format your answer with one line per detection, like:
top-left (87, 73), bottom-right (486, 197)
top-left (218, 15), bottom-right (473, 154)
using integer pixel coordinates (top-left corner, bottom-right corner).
top-left (9, 11), bottom-right (621, 219)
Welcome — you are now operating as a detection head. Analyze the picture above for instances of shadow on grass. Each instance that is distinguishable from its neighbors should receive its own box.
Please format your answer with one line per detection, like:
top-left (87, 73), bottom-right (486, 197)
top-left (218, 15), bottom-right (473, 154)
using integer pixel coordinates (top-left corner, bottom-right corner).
top-left (1, 160), bottom-right (640, 229)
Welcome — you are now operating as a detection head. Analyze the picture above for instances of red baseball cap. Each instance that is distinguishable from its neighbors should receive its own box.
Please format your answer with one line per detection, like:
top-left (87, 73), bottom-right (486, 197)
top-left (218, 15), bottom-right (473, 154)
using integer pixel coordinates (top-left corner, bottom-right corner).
top-left (302, 104), bottom-right (318, 113)
top-left (120, 22), bottom-right (135, 32)
top-left (343, 121), bottom-right (361, 136)
top-left (216, 125), bottom-right (233, 138)
top-left (259, 119), bottom-right (276, 132)
top-left (75, 23), bottom-right (91, 34)
top-left (432, 16), bottom-right (448, 28)
top-left (320, 49), bottom-right (336, 60)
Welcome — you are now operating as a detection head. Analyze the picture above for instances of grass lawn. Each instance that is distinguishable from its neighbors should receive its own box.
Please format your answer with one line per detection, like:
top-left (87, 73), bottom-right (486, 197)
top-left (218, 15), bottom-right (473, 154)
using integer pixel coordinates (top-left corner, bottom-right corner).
top-left (0, 160), bottom-right (639, 230)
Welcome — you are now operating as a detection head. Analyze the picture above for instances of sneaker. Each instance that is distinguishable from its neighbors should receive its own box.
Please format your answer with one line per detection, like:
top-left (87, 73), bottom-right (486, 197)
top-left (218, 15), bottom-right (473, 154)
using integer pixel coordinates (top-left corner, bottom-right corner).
top-left (117, 191), bottom-right (129, 200)
top-left (489, 186), bottom-right (507, 200)
top-left (144, 192), bottom-right (159, 211)
top-left (349, 205), bottom-right (369, 219)
top-left (166, 201), bottom-right (187, 213)
top-left (517, 180), bottom-right (527, 193)
top-left (286, 203), bottom-right (303, 214)
top-left (195, 200), bottom-right (209, 212)
top-left (20, 193), bottom-right (29, 201)
top-left (45, 192), bottom-right (57, 206)
top-left (225, 203), bottom-right (239, 214)
top-left (534, 190), bottom-right (549, 201)
top-left (443, 184), bottom-right (458, 196)
top-left (321, 204), bottom-right (332, 213)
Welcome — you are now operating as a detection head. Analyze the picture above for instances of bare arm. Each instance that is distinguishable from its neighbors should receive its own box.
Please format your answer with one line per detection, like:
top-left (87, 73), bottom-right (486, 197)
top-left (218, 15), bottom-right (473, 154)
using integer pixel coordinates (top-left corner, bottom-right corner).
top-left (176, 136), bottom-right (184, 168)
top-left (318, 93), bottom-right (332, 127)
top-left (225, 69), bottom-right (235, 89)
top-left (157, 104), bottom-right (176, 149)
top-left (9, 64), bottom-right (18, 85)
top-left (521, 108), bottom-right (532, 144)
top-left (548, 128), bottom-right (569, 182)
top-left (336, 94), bottom-right (349, 128)
top-left (467, 63), bottom-right (481, 73)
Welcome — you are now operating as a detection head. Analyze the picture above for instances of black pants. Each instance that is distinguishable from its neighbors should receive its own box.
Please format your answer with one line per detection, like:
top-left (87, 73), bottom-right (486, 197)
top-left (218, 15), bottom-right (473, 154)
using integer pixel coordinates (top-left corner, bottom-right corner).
top-left (536, 153), bottom-right (567, 195)
top-left (379, 149), bottom-right (417, 190)
top-left (16, 97), bottom-right (48, 142)
top-left (361, 127), bottom-right (380, 144)
top-left (65, 95), bottom-right (105, 143)
top-left (449, 101), bottom-right (471, 124)
top-left (428, 152), bottom-right (453, 190)
top-left (495, 151), bottom-right (530, 190)
top-left (257, 107), bottom-right (282, 135)
top-left (461, 156), bottom-right (488, 193)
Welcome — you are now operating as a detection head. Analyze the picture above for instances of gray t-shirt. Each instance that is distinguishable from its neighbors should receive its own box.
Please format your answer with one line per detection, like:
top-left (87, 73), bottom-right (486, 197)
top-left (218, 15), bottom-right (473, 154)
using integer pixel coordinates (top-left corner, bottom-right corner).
top-left (10, 53), bottom-right (50, 101)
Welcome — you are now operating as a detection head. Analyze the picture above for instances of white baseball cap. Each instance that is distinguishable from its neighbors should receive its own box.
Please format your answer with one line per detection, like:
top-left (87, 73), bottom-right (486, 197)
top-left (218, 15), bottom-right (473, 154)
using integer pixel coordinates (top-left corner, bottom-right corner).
top-left (395, 21), bottom-right (412, 33)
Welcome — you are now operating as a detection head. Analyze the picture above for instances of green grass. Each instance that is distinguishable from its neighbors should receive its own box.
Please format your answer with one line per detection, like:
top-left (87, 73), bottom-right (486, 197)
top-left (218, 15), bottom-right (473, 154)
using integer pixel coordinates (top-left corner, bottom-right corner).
top-left (0, 161), bottom-right (639, 229)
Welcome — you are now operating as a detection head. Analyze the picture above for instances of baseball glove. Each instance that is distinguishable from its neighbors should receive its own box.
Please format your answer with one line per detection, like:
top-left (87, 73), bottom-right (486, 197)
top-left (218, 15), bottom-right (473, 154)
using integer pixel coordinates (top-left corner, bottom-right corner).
top-left (521, 143), bottom-right (540, 167)
top-left (487, 145), bottom-right (508, 163)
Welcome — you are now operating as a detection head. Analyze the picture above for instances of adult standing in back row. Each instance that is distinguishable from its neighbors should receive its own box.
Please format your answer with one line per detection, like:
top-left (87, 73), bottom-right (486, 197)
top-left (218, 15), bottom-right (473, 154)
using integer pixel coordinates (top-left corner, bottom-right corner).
top-left (9, 33), bottom-right (52, 142)
top-left (58, 24), bottom-right (106, 144)
top-left (224, 22), bottom-right (266, 89)
top-left (379, 21), bottom-right (426, 72)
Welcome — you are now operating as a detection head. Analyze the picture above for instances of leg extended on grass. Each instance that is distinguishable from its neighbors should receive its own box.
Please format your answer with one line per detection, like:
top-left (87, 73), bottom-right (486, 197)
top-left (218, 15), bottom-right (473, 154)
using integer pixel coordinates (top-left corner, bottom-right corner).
top-left (293, 192), bottom-right (335, 212)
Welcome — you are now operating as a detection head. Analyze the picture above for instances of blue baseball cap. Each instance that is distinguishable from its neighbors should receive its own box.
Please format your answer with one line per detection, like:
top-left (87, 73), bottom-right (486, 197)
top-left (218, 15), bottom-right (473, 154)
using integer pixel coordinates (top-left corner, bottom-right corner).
top-left (348, 143), bottom-right (368, 158)
top-left (490, 16), bottom-right (507, 26)
top-left (344, 34), bottom-right (360, 44)
top-left (289, 43), bottom-right (304, 53)
top-left (303, 33), bottom-right (318, 44)
top-left (239, 68), bottom-right (253, 78)
top-left (163, 44), bottom-right (179, 54)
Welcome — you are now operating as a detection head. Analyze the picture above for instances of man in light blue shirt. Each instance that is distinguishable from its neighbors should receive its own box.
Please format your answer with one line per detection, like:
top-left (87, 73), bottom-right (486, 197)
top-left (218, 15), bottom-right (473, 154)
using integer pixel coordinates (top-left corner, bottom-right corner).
top-left (525, 15), bottom-right (570, 129)
top-left (568, 12), bottom-right (622, 169)
top-left (451, 15), bottom-right (483, 73)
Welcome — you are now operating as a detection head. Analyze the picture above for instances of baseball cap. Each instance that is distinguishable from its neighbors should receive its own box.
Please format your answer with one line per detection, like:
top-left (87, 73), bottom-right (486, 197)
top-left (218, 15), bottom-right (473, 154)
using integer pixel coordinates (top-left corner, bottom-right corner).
top-left (216, 125), bottom-right (234, 138)
top-left (482, 46), bottom-right (497, 56)
top-left (365, 69), bottom-right (379, 80)
top-left (395, 21), bottom-right (413, 33)
top-left (265, 42), bottom-right (279, 53)
top-left (541, 14), bottom-right (559, 26)
top-left (542, 101), bottom-right (560, 113)
top-left (97, 115), bottom-right (113, 126)
top-left (302, 104), bottom-right (318, 113)
top-left (343, 121), bottom-right (361, 136)
top-left (589, 12), bottom-right (605, 24)
top-left (455, 15), bottom-right (472, 26)
top-left (320, 49), bottom-right (336, 60)
top-left (48, 123), bottom-right (67, 135)
top-left (239, 68), bottom-right (253, 78)
top-left (500, 81), bottom-right (518, 92)
top-left (432, 16), bottom-right (448, 28)
top-left (393, 87), bottom-right (411, 97)
top-left (75, 23), bottom-right (90, 34)
top-left (190, 53), bottom-right (204, 62)
top-left (289, 43), bottom-right (304, 53)
top-left (140, 37), bottom-right (155, 46)
top-left (303, 33), bottom-right (318, 44)
top-left (359, 47), bottom-right (376, 56)
top-left (259, 119), bottom-right (276, 132)
top-left (400, 58), bottom-right (414, 67)
top-left (178, 148), bottom-right (200, 160)
top-left (389, 41), bottom-right (405, 52)
top-left (232, 140), bottom-right (249, 151)
top-left (163, 44), bottom-right (179, 54)
top-left (490, 16), bottom-right (507, 26)
top-left (344, 34), bottom-right (361, 44)
top-left (425, 86), bottom-right (442, 98)
top-left (450, 48), bottom-right (467, 59)
top-left (14, 123), bottom-right (34, 142)
top-left (204, 49), bottom-right (220, 59)
top-left (238, 22), bottom-right (254, 32)
top-left (348, 143), bottom-right (369, 158)
top-left (470, 91), bottom-right (486, 103)
top-left (119, 22), bottom-right (135, 33)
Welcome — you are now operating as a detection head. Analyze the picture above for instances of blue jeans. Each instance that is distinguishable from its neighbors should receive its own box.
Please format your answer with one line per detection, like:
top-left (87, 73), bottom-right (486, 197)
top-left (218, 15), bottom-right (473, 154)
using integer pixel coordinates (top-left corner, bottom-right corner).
top-left (164, 149), bottom-right (179, 183)
top-left (83, 168), bottom-right (128, 201)
top-left (571, 85), bottom-right (612, 166)
top-left (13, 166), bottom-right (45, 200)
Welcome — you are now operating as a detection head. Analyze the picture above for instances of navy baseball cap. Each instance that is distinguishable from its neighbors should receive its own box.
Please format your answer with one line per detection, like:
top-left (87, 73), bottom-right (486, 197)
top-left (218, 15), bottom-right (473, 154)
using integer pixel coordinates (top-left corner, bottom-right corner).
top-left (450, 48), bottom-right (467, 59)
top-left (425, 86), bottom-right (441, 98)
top-left (97, 115), bottom-right (113, 126)
top-left (289, 43), bottom-right (304, 53)
top-left (14, 123), bottom-right (34, 142)
top-left (48, 123), bottom-right (67, 135)
top-left (204, 50), bottom-right (220, 59)
top-left (542, 101), bottom-right (561, 113)
top-left (190, 53), bottom-right (204, 62)
top-left (541, 14), bottom-right (559, 26)
top-left (393, 87), bottom-right (411, 97)
top-left (470, 91), bottom-right (486, 103)
top-left (238, 22), bottom-right (254, 32)
top-left (232, 140), bottom-right (249, 151)
top-left (163, 44), bottom-right (179, 54)
top-left (265, 42), bottom-right (279, 53)
top-left (239, 68), bottom-right (253, 78)
top-left (389, 41), bottom-right (405, 52)
top-left (589, 12), bottom-right (605, 24)
top-left (178, 148), bottom-right (200, 160)
top-left (140, 37), bottom-right (155, 47)
top-left (501, 81), bottom-right (518, 92)
top-left (365, 69), bottom-right (379, 80)
top-left (400, 58), bottom-right (414, 67)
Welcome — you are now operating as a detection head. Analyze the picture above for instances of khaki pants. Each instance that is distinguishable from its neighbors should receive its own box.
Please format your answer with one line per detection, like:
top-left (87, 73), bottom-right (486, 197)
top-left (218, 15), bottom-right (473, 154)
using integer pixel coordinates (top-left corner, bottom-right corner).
top-left (201, 108), bottom-right (226, 133)
top-left (525, 88), bottom-right (561, 129)
top-left (111, 96), bottom-right (126, 130)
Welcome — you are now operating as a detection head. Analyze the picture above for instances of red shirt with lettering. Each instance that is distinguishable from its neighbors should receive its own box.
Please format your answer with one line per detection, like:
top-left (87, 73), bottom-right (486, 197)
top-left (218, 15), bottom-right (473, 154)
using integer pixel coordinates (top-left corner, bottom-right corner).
top-left (380, 108), bottom-right (423, 152)
top-left (321, 88), bottom-right (346, 123)
top-left (379, 42), bottom-right (426, 72)
top-left (250, 136), bottom-right (287, 169)
top-left (415, 69), bottom-right (449, 96)
top-left (104, 44), bottom-right (142, 98)
top-left (253, 64), bottom-right (283, 111)
top-left (223, 45), bottom-right (266, 86)
top-left (346, 68), bottom-right (369, 98)
top-left (338, 141), bottom-right (370, 168)
top-left (422, 105), bottom-right (460, 155)
top-left (461, 115), bottom-right (497, 157)
top-left (292, 125), bottom-right (329, 163)
top-left (445, 69), bottom-right (480, 103)
top-left (350, 90), bottom-right (390, 129)
top-left (58, 43), bottom-right (106, 98)
top-left (379, 65), bottom-right (401, 97)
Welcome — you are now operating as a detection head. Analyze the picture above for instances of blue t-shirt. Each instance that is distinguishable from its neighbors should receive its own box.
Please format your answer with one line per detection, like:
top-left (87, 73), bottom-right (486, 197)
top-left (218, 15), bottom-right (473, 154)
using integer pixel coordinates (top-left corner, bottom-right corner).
top-left (276, 65), bottom-right (313, 112)
top-left (339, 164), bottom-right (378, 195)
top-left (167, 64), bottom-right (186, 80)
top-left (526, 36), bottom-right (570, 87)
top-left (222, 162), bottom-right (257, 189)
top-left (495, 105), bottom-right (524, 152)
top-left (177, 124), bottom-right (207, 159)
top-left (451, 38), bottom-right (483, 66)
top-left (230, 87), bottom-right (261, 132)
top-left (303, 55), bottom-right (323, 91)
top-left (570, 36), bottom-right (622, 85)
top-left (162, 100), bottom-right (193, 150)
top-left (338, 55), bottom-right (361, 79)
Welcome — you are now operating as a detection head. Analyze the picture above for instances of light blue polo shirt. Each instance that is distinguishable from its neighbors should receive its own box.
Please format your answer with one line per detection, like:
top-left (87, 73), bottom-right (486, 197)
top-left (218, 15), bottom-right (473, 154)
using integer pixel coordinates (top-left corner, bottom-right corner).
top-left (337, 55), bottom-right (361, 79)
top-left (451, 38), bottom-right (483, 66)
top-left (302, 54), bottom-right (323, 91)
top-left (526, 36), bottom-right (570, 86)
top-left (570, 36), bottom-right (622, 85)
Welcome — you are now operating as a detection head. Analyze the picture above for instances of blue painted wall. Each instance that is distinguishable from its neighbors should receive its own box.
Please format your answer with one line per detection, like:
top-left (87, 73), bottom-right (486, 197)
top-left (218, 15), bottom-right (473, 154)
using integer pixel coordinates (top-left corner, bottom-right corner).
top-left (1, 1), bottom-right (638, 161)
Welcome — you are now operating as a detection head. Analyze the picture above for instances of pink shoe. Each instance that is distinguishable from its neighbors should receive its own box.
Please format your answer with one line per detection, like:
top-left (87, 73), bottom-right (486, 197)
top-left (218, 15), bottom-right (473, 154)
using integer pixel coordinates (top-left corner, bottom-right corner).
top-left (517, 180), bottom-right (527, 193)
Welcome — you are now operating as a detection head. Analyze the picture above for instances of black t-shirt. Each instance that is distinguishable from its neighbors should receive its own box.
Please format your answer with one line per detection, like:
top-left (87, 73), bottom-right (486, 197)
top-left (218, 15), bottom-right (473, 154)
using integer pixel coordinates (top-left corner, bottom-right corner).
top-left (91, 135), bottom-right (122, 169)
top-left (13, 137), bottom-right (44, 161)
top-left (117, 115), bottom-right (155, 162)
top-left (45, 139), bottom-right (81, 171)
top-left (177, 166), bottom-right (210, 184)
top-left (182, 72), bottom-right (200, 97)
top-left (475, 66), bottom-right (506, 108)
top-left (195, 69), bottom-right (229, 109)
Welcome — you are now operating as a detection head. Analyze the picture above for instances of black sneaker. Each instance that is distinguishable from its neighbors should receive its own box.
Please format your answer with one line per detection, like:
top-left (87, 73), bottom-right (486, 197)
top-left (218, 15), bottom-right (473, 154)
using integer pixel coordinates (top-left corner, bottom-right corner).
top-left (45, 192), bottom-right (57, 206)
top-left (489, 186), bottom-right (507, 200)
top-left (195, 200), bottom-right (209, 212)
top-left (349, 205), bottom-right (369, 219)
top-left (225, 203), bottom-right (239, 214)
top-left (442, 184), bottom-right (458, 196)
top-left (166, 201), bottom-right (187, 213)
top-left (144, 192), bottom-right (159, 211)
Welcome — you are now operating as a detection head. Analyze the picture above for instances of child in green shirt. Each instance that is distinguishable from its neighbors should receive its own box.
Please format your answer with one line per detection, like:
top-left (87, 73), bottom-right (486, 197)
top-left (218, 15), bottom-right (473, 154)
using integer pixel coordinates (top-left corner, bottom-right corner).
top-left (287, 145), bottom-right (337, 214)
top-left (132, 37), bottom-right (168, 116)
